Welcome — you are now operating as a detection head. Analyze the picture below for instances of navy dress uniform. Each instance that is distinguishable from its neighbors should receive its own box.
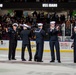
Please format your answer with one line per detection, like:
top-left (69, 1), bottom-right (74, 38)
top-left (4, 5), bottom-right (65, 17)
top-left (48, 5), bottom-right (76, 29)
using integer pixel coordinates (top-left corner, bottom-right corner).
top-left (34, 23), bottom-right (46, 62)
top-left (71, 26), bottom-right (76, 63)
top-left (20, 24), bottom-right (32, 61)
top-left (48, 21), bottom-right (61, 63)
top-left (8, 23), bottom-right (18, 60)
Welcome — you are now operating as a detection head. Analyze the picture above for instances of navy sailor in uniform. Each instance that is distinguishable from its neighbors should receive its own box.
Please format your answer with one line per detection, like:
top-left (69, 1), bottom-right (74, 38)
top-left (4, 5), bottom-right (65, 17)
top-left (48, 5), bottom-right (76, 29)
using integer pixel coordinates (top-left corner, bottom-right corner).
top-left (48, 21), bottom-right (61, 63)
top-left (34, 23), bottom-right (46, 62)
top-left (71, 26), bottom-right (76, 63)
top-left (20, 24), bottom-right (32, 61)
top-left (8, 23), bottom-right (18, 60)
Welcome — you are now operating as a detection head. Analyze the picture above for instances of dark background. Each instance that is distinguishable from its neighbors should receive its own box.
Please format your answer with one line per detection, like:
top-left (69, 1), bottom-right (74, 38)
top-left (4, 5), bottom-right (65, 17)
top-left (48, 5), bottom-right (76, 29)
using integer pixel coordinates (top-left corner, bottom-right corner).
top-left (0, 3), bottom-right (76, 10)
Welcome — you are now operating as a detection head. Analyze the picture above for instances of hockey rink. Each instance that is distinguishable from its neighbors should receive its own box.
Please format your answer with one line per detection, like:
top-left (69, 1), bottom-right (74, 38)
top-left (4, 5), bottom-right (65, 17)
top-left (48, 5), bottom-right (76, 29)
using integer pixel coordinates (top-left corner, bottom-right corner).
top-left (0, 50), bottom-right (76, 75)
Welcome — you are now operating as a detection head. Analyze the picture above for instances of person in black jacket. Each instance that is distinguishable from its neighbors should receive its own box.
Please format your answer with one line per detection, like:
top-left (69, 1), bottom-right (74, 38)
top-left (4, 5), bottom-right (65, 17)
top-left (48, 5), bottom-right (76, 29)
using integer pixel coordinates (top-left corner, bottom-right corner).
top-left (48, 21), bottom-right (61, 63)
top-left (71, 26), bottom-right (76, 63)
top-left (34, 23), bottom-right (46, 62)
top-left (20, 24), bottom-right (32, 61)
top-left (7, 23), bottom-right (18, 60)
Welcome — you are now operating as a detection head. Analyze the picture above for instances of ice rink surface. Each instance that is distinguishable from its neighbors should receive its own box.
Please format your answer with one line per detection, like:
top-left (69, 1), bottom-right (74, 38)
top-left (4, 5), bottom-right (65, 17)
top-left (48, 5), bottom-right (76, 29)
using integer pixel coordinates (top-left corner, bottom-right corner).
top-left (0, 50), bottom-right (76, 75)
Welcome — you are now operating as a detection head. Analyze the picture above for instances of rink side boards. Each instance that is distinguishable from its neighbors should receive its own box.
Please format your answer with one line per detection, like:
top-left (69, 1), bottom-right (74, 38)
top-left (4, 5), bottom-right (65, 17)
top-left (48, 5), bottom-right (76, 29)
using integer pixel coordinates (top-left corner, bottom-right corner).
top-left (0, 40), bottom-right (73, 52)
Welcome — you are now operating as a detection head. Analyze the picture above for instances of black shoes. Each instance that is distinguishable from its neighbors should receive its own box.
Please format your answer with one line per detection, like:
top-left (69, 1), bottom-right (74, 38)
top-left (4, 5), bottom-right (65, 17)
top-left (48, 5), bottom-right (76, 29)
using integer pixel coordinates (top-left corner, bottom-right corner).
top-left (37, 60), bottom-right (43, 62)
top-left (8, 58), bottom-right (16, 60)
top-left (12, 58), bottom-right (16, 60)
top-left (34, 58), bottom-right (43, 62)
top-left (22, 59), bottom-right (26, 61)
top-left (50, 60), bottom-right (55, 62)
top-left (74, 61), bottom-right (76, 63)
top-left (58, 60), bottom-right (61, 63)
top-left (22, 59), bottom-right (32, 61)
top-left (50, 60), bottom-right (61, 63)
top-left (34, 59), bottom-right (37, 62)
top-left (8, 59), bottom-right (11, 60)
top-left (28, 59), bottom-right (32, 61)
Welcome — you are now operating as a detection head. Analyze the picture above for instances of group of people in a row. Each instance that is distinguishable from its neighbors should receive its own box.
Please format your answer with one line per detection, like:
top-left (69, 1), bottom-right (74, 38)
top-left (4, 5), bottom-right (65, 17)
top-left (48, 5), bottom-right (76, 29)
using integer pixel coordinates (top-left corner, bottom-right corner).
top-left (6, 21), bottom-right (76, 63)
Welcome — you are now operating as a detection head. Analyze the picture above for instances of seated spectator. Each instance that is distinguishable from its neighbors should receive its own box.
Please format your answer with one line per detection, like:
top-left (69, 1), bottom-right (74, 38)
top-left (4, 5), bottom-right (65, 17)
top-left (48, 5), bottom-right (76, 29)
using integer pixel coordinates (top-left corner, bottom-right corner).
top-left (2, 26), bottom-right (10, 40)
top-left (0, 24), bottom-right (2, 40)
top-left (65, 20), bottom-right (71, 36)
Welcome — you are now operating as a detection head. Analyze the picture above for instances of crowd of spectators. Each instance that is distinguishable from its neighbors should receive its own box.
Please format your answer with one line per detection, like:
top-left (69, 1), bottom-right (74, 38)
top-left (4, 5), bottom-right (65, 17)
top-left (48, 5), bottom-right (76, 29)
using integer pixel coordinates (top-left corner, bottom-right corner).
top-left (0, 10), bottom-right (76, 40)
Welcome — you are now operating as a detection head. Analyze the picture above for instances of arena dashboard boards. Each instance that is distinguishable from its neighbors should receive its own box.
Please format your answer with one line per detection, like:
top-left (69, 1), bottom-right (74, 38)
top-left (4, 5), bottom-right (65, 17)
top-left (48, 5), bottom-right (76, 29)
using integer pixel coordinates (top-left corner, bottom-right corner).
top-left (0, 2), bottom-right (76, 9)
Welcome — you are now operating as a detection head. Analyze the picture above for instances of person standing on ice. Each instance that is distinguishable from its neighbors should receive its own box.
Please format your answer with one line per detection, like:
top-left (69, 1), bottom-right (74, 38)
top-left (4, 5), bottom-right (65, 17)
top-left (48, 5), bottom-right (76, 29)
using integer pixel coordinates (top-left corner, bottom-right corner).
top-left (71, 26), bottom-right (76, 63)
top-left (48, 21), bottom-right (61, 63)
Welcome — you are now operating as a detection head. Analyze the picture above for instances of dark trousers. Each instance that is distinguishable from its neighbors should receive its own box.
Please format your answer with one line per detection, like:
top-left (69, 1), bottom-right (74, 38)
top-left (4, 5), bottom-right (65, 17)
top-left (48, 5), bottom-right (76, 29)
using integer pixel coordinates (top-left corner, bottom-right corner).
top-left (21, 44), bottom-right (32, 60)
top-left (8, 41), bottom-right (17, 60)
top-left (34, 42), bottom-right (44, 61)
top-left (74, 44), bottom-right (76, 62)
top-left (50, 40), bottom-right (60, 61)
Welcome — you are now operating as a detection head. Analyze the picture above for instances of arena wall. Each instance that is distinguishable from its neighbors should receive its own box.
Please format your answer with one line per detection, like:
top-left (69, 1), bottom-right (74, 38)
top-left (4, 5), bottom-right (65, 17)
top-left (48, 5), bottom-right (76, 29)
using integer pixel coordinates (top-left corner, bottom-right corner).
top-left (0, 40), bottom-right (73, 52)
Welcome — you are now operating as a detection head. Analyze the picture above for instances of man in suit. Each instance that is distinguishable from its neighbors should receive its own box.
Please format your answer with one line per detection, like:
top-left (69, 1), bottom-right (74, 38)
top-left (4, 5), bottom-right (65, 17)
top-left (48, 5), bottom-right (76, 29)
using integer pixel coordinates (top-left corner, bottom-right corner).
top-left (48, 21), bottom-right (61, 63)
top-left (34, 23), bottom-right (46, 62)
top-left (71, 26), bottom-right (76, 63)
top-left (20, 24), bottom-right (32, 61)
top-left (8, 23), bottom-right (18, 60)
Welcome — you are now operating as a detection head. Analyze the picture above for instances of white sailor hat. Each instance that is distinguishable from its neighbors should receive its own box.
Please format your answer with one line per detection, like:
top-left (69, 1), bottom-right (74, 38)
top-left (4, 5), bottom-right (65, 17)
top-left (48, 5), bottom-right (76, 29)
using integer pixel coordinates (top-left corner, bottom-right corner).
top-left (23, 24), bottom-right (31, 28)
top-left (74, 26), bottom-right (76, 29)
top-left (23, 24), bottom-right (29, 27)
top-left (12, 23), bottom-right (18, 27)
top-left (50, 21), bottom-right (55, 24)
top-left (38, 23), bottom-right (43, 26)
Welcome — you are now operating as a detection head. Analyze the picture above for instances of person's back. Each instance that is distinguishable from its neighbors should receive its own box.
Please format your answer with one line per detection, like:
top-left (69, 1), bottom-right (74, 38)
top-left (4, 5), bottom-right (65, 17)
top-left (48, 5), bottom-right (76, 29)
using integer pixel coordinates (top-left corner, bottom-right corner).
top-left (20, 24), bottom-right (32, 61)
top-left (20, 29), bottom-right (31, 44)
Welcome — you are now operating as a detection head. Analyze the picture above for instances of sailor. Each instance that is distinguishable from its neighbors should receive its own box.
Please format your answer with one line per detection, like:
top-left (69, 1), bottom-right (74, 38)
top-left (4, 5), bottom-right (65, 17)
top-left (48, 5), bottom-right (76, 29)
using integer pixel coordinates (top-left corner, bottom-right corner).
top-left (34, 23), bottom-right (46, 62)
top-left (48, 21), bottom-right (61, 63)
top-left (8, 23), bottom-right (18, 60)
top-left (20, 24), bottom-right (32, 61)
top-left (71, 26), bottom-right (76, 63)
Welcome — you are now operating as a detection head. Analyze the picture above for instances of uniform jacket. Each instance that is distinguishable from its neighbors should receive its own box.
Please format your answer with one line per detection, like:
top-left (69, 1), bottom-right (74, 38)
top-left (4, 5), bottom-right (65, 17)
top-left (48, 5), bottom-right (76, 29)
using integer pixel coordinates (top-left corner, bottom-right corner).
top-left (48, 28), bottom-right (59, 41)
top-left (20, 29), bottom-right (31, 44)
top-left (71, 32), bottom-right (76, 43)
top-left (8, 28), bottom-right (18, 43)
top-left (34, 28), bottom-right (45, 43)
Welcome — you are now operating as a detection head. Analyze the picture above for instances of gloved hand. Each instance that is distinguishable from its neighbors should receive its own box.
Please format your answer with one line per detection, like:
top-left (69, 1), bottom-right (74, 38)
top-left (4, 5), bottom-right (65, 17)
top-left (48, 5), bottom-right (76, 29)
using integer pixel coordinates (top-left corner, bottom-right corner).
top-left (71, 43), bottom-right (74, 48)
